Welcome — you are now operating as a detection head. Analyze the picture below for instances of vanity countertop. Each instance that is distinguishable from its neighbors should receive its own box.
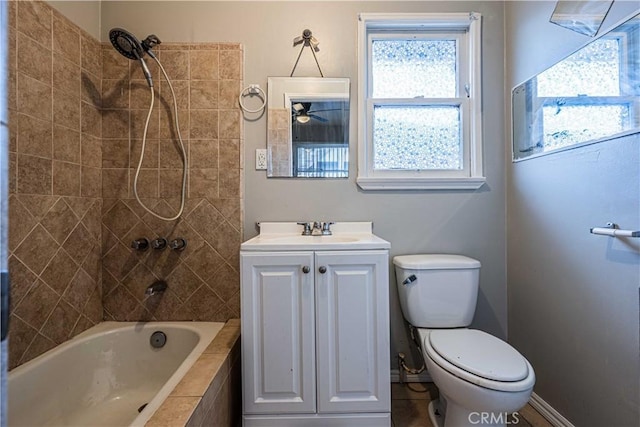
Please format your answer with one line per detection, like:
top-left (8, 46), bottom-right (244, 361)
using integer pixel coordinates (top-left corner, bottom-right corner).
top-left (241, 222), bottom-right (390, 251)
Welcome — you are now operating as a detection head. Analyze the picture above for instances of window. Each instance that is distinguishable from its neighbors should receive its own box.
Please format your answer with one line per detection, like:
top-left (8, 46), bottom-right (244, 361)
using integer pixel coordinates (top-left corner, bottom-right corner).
top-left (357, 13), bottom-right (485, 190)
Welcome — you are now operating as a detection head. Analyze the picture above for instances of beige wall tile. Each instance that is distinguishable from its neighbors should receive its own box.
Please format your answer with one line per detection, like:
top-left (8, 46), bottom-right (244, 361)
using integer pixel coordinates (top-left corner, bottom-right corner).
top-left (218, 80), bottom-right (241, 110)
top-left (41, 300), bottom-right (81, 344)
top-left (17, 33), bottom-right (52, 84)
top-left (218, 139), bottom-right (239, 169)
top-left (53, 54), bottom-right (80, 97)
top-left (102, 138), bottom-right (130, 168)
top-left (190, 110), bottom-right (218, 139)
top-left (160, 139), bottom-right (189, 169)
top-left (80, 67), bottom-right (102, 107)
top-left (159, 108), bottom-right (189, 139)
top-left (129, 80), bottom-right (157, 110)
top-left (81, 101), bottom-right (101, 137)
top-left (53, 15), bottom-right (80, 65)
top-left (130, 108), bottom-right (160, 139)
top-left (102, 168), bottom-right (129, 198)
top-left (17, 154), bottom-right (52, 195)
top-left (190, 80), bottom-right (218, 110)
top-left (218, 110), bottom-right (240, 139)
top-left (190, 139), bottom-right (218, 169)
top-left (102, 79), bottom-right (130, 110)
top-left (81, 35), bottom-right (102, 78)
top-left (102, 48), bottom-right (129, 80)
top-left (53, 90), bottom-right (81, 131)
top-left (81, 166), bottom-right (102, 198)
top-left (13, 224), bottom-right (58, 275)
top-left (130, 138), bottom-right (159, 169)
top-left (53, 125), bottom-right (81, 163)
top-left (219, 50), bottom-right (242, 80)
top-left (17, 1), bottom-right (52, 49)
top-left (18, 113), bottom-right (52, 158)
top-left (159, 80), bottom-right (189, 110)
top-left (189, 168), bottom-right (218, 199)
top-left (53, 161), bottom-right (81, 196)
top-left (160, 50), bottom-right (190, 80)
top-left (190, 50), bottom-right (219, 80)
top-left (102, 109), bottom-right (130, 139)
top-left (17, 73), bottom-right (52, 121)
top-left (81, 134), bottom-right (102, 168)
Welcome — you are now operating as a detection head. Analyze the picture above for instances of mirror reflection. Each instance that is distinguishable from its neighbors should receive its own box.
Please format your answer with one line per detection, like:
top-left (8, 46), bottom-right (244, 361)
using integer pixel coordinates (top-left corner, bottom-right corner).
top-left (267, 77), bottom-right (350, 178)
top-left (512, 12), bottom-right (639, 161)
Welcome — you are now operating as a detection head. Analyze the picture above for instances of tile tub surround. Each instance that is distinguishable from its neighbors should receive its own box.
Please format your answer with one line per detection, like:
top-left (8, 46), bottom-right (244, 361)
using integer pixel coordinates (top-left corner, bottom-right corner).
top-left (100, 41), bottom-right (243, 322)
top-left (7, 0), bottom-right (244, 368)
top-left (7, 1), bottom-right (103, 369)
top-left (146, 318), bottom-right (241, 427)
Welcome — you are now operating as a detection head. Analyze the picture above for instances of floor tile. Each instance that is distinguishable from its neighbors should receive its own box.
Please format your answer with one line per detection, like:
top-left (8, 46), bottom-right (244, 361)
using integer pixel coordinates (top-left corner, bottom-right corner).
top-left (391, 383), bottom-right (551, 427)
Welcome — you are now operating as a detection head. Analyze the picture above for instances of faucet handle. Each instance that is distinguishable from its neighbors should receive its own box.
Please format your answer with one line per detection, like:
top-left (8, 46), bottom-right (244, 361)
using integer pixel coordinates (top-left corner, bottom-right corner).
top-left (169, 238), bottom-right (187, 251)
top-left (321, 222), bottom-right (335, 235)
top-left (297, 222), bottom-right (313, 236)
top-left (131, 238), bottom-right (149, 251)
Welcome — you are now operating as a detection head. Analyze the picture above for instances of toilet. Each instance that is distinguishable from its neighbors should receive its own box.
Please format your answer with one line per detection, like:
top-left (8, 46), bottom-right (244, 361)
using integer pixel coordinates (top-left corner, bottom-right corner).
top-left (394, 254), bottom-right (535, 427)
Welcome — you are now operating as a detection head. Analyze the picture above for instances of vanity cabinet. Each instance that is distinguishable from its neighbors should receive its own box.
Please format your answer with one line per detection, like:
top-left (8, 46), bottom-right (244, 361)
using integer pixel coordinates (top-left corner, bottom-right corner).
top-left (241, 249), bottom-right (390, 426)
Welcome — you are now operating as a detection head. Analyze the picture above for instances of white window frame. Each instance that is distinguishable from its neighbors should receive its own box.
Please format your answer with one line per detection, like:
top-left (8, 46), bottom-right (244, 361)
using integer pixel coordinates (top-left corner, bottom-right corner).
top-left (357, 13), bottom-right (485, 190)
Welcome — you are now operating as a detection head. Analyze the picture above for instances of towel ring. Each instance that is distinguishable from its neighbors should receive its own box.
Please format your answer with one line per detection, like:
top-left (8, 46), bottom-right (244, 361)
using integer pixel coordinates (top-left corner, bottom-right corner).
top-left (239, 84), bottom-right (266, 114)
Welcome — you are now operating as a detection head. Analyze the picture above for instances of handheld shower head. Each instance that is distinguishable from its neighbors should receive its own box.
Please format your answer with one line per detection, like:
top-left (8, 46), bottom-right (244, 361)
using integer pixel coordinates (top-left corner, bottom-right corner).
top-left (109, 28), bottom-right (154, 87)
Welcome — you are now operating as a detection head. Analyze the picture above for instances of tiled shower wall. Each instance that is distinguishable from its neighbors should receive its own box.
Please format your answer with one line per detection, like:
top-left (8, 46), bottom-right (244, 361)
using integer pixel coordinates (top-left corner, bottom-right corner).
top-left (7, 1), bottom-right (103, 369)
top-left (100, 43), bottom-right (243, 321)
top-left (8, 1), bottom-right (243, 369)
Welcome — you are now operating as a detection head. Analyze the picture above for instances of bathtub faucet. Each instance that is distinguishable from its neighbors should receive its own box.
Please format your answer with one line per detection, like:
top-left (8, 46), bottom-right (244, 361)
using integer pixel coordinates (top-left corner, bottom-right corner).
top-left (146, 280), bottom-right (168, 297)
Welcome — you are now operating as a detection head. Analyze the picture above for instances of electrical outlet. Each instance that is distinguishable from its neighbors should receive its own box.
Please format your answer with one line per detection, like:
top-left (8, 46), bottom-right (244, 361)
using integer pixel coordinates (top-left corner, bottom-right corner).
top-left (256, 149), bottom-right (267, 170)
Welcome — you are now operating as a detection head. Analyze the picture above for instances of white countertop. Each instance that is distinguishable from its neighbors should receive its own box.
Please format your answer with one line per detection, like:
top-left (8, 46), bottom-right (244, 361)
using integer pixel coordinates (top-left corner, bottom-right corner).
top-left (241, 222), bottom-right (390, 251)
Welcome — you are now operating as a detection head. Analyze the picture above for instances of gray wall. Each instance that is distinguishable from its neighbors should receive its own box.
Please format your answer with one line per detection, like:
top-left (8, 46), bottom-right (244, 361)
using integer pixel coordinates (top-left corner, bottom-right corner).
top-left (99, 1), bottom-right (507, 367)
top-left (505, 2), bottom-right (640, 425)
top-left (47, 1), bottom-right (101, 39)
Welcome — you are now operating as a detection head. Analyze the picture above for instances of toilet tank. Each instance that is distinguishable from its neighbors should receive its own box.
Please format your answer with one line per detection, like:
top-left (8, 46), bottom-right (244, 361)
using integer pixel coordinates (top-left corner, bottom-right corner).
top-left (393, 254), bottom-right (481, 328)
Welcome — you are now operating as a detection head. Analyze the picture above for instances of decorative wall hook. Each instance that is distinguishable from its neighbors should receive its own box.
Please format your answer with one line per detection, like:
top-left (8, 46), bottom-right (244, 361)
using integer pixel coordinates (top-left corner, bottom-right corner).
top-left (290, 29), bottom-right (324, 77)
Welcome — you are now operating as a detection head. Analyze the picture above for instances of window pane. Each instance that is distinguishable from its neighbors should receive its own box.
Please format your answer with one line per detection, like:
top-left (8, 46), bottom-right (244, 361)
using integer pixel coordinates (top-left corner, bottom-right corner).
top-left (542, 104), bottom-right (629, 149)
top-left (373, 106), bottom-right (462, 170)
top-left (372, 40), bottom-right (457, 98)
top-left (537, 38), bottom-right (620, 97)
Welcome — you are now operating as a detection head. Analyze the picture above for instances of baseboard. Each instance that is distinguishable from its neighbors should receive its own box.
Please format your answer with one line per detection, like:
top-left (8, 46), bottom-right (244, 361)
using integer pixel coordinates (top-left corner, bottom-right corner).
top-left (390, 368), bottom-right (432, 383)
top-left (529, 392), bottom-right (575, 427)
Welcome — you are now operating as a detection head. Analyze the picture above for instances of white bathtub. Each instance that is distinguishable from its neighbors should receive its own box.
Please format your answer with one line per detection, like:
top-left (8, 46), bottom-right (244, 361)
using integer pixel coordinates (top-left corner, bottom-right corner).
top-left (8, 321), bottom-right (224, 427)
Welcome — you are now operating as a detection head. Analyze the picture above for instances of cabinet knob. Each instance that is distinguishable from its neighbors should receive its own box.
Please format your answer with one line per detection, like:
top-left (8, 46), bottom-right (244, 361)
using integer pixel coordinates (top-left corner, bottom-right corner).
top-left (302, 266), bottom-right (310, 274)
top-left (319, 266), bottom-right (327, 274)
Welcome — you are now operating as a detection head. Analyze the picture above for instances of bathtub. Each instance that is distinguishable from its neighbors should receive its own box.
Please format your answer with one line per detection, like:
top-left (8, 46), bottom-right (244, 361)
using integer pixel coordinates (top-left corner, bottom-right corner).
top-left (8, 321), bottom-right (225, 427)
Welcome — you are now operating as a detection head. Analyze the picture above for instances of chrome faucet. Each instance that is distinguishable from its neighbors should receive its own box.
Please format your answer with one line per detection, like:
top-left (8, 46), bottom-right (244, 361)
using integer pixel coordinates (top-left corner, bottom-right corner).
top-left (320, 221), bottom-right (334, 235)
top-left (297, 221), bottom-right (334, 236)
top-left (145, 280), bottom-right (167, 297)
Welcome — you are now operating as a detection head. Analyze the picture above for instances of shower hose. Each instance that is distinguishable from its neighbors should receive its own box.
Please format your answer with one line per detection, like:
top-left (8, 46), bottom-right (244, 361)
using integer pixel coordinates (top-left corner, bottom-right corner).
top-left (136, 54), bottom-right (188, 221)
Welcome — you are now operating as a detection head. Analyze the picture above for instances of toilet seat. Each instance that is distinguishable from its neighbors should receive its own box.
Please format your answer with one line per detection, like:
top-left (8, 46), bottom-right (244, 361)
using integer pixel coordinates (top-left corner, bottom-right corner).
top-left (419, 329), bottom-right (535, 392)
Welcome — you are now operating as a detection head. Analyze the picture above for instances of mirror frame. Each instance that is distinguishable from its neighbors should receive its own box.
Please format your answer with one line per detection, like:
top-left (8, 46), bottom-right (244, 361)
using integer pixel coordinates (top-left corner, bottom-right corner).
top-left (511, 11), bottom-right (640, 162)
top-left (267, 77), bottom-right (350, 178)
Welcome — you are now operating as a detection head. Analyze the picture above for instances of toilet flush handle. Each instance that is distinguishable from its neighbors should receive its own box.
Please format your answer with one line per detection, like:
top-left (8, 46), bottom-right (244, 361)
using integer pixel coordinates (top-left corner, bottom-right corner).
top-left (402, 275), bottom-right (417, 286)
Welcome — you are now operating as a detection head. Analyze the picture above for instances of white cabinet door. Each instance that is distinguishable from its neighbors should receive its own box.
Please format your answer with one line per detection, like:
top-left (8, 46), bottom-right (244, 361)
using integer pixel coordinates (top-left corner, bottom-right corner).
top-left (315, 251), bottom-right (390, 413)
top-left (241, 252), bottom-right (316, 414)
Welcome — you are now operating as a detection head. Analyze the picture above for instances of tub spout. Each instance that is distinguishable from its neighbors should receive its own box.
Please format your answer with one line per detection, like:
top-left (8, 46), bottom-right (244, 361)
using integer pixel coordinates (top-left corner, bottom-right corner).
top-left (146, 280), bottom-right (167, 297)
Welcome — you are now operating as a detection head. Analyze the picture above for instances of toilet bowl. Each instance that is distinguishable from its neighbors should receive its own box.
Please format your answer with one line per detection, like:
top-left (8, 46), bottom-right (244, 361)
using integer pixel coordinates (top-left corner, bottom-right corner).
top-left (418, 328), bottom-right (535, 427)
top-left (393, 254), bottom-right (535, 427)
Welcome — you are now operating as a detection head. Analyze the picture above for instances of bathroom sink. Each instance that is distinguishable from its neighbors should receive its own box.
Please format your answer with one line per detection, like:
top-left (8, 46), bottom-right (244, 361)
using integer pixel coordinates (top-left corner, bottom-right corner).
top-left (241, 222), bottom-right (390, 251)
top-left (259, 235), bottom-right (360, 244)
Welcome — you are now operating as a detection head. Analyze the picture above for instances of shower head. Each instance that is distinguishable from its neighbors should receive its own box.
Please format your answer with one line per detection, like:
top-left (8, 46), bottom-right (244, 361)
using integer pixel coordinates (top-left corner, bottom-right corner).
top-left (109, 28), bottom-right (145, 60)
top-left (109, 27), bottom-right (154, 87)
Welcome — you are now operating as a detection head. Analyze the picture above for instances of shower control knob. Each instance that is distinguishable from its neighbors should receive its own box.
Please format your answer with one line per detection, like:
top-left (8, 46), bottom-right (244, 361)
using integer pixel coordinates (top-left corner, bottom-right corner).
top-left (170, 238), bottom-right (187, 251)
top-left (151, 238), bottom-right (167, 250)
top-left (319, 266), bottom-right (327, 274)
top-left (302, 266), bottom-right (310, 274)
top-left (131, 238), bottom-right (149, 251)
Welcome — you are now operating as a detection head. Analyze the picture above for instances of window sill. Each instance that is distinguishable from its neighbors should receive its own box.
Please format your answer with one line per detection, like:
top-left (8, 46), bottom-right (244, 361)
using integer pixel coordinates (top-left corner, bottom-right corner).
top-left (356, 176), bottom-right (486, 191)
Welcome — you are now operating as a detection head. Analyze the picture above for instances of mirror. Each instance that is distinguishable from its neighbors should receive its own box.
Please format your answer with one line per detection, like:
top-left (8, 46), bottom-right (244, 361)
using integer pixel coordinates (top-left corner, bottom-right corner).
top-left (267, 77), bottom-right (350, 178)
top-left (512, 12), bottom-right (639, 161)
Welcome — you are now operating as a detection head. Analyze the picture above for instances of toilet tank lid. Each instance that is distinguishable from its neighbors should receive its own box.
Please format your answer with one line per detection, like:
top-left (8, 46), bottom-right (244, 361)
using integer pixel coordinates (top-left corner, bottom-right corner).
top-left (393, 254), bottom-right (481, 270)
